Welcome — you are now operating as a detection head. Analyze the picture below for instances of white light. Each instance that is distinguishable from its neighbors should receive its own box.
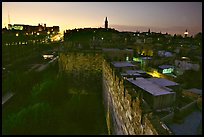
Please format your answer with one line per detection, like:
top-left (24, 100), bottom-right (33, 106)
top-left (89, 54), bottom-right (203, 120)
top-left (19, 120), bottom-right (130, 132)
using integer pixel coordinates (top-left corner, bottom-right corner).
top-left (37, 32), bottom-right (39, 35)
top-left (184, 32), bottom-right (188, 35)
top-left (16, 33), bottom-right (19, 37)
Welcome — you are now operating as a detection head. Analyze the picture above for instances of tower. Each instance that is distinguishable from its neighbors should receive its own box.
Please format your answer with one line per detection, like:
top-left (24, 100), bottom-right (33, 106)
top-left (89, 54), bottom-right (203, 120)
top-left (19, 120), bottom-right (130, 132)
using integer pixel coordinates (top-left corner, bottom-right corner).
top-left (184, 29), bottom-right (188, 38)
top-left (105, 17), bottom-right (108, 29)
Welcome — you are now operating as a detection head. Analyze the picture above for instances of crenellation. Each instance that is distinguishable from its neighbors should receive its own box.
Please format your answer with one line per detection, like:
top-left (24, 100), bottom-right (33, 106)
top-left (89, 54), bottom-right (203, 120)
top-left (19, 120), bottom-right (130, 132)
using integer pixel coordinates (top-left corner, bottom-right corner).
top-left (102, 58), bottom-right (170, 135)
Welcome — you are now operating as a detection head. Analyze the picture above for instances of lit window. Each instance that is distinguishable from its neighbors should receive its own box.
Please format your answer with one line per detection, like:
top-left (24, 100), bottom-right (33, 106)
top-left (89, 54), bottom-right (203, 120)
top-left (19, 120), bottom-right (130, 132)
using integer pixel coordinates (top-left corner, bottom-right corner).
top-left (126, 56), bottom-right (129, 61)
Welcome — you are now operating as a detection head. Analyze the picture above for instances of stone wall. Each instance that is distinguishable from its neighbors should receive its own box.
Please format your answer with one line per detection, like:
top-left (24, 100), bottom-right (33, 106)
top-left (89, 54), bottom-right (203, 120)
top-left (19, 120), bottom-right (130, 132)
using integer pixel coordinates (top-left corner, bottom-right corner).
top-left (58, 52), bottom-right (102, 75)
top-left (58, 51), bottom-right (170, 135)
top-left (102, 59), bottom-right (162, 135)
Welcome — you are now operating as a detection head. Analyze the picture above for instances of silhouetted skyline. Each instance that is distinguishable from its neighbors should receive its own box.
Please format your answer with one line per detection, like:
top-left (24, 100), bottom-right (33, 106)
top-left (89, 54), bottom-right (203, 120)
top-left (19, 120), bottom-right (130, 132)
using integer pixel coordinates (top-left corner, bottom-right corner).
top-left (2, 2), bottom-right (202, 36)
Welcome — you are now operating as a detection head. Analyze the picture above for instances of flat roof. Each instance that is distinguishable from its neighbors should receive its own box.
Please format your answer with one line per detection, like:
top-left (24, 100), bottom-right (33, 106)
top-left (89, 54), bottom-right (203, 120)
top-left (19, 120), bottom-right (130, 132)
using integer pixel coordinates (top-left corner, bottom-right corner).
top-left (186, 88), bottom-right (202, 95)
top-left (140, 57), bottom-right (152, 60)
top-left (102, 48), bottom-right (133, 52)
top-left (111, 61), bottom-right (136, 68)
top-left (159, 65), bottom-right (175, 69)
top-left (126, 69), bottom-right (146, 74)
top-left (121, 72), bottom-right (141, 76)
top-left (120, 69), bottom-right (146, 76)
top-left (127, 78), bottom-right (175, 96)
top-left (146, 78), bottom-right (179, 87)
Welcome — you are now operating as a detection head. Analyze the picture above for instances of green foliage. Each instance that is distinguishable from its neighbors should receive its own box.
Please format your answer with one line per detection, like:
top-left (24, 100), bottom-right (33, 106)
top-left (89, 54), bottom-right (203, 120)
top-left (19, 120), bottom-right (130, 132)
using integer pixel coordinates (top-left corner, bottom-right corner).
top-left (3, 102), bottom-right (51, 135)
top-left (175, 69), bottom-right (202, 89)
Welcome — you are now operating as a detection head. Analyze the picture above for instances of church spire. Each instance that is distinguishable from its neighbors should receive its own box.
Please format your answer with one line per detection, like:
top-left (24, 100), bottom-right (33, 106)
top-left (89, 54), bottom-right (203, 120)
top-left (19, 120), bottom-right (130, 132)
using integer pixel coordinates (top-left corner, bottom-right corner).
top-left (105, 17), bottom-right (108, 29)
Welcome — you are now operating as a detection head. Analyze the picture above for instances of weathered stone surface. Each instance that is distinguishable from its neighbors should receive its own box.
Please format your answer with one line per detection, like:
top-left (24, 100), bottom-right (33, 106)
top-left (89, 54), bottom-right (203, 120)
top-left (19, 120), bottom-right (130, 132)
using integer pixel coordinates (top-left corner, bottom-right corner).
top-left (102, 59), bottom-right (159, 135)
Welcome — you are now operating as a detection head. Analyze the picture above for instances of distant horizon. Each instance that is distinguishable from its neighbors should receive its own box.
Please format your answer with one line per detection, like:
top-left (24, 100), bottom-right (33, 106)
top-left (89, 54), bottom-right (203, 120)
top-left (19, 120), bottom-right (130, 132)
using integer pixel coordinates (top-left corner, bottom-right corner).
top-left (2, 2), bottom-right (202, 36)
top-left (3, 22), bottom-right (202, 37)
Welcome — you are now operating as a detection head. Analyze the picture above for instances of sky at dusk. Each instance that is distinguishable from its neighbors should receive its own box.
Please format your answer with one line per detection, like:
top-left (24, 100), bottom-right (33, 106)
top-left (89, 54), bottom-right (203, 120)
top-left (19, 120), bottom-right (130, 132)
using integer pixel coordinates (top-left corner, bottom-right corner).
top-left (2, 2), bottom-right (202, 36)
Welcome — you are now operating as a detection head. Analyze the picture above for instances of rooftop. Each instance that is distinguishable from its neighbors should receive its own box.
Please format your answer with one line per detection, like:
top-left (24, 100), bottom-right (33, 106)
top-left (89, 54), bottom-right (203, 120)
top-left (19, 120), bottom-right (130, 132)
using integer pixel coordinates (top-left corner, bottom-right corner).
top-left (146, 78), bottom-right (179, 87)
top-left (127, 77), bottom-right (175, 96)
top-left (159, 65), bottom-right (175, 69)
top-left (120, 69), bottom-right (146, 76)
top-left (102, 48), bottom-right (133, 52)
top-left (111, 61), bottom-right (135, 68)
top-left (186, 88), bottom-right (202, 95)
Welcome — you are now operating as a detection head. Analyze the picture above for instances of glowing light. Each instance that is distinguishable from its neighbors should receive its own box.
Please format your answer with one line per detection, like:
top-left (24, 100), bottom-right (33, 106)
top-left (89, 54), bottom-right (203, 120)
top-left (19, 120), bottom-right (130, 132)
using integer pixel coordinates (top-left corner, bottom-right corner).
top-left (147, 70), bottom-right (161, 78)
top-left (162, 68), bottom-right (174, 74)
top-left (126, 56), bottom-right (129, 61)
top-left (184, 32), bottom-right (188, 35)
top-left (47, 31), bottom-right (50, 34)
top-left (13, 25), bottom-right (23, 30)
top-left (133, 57), bottom-right (142, 62)
top-left (43, 54), bottom-right (54, 60)
top-left (16, 33), bottom-right (19, 36)
top-left (37, 32), bottom-right (39, 35)
top-left (182, 56), bottom-right (188, 59)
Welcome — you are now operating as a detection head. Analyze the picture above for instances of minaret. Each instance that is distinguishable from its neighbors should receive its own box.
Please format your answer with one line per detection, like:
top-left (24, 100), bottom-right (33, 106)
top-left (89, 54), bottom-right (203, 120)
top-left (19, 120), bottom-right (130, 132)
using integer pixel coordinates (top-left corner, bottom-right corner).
top-left (105, 17), bottom-right (108, 29)
top-left (184, 29), bottom-right (188, 38)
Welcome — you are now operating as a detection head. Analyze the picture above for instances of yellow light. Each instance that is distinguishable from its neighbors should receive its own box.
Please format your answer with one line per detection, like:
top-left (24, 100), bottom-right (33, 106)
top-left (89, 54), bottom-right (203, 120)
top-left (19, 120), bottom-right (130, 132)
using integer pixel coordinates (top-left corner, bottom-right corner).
top-left (147, 70), bottom-right (161, 78)
top-left (47, 31), bottom-right (50, 34)
top-left (37, 32), bottom-right (39, 35)
top-left (16, 33), bottom-right (19, 36)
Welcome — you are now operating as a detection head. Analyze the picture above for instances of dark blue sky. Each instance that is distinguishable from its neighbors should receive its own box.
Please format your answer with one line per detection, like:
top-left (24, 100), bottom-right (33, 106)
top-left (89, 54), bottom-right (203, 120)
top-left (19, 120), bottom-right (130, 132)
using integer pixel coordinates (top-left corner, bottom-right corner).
top-left (2, 2), bottom-right (202, 36)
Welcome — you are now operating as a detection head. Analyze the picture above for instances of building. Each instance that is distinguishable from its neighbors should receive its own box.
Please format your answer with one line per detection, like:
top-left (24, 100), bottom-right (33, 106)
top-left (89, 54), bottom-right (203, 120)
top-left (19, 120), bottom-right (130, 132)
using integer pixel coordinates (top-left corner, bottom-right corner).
top-left (105, 17), bottom-right (108, 29)
top-left (103, 48), bottom-right (134, 61)
top-left (127, 77), bottom-right (177, 110)
top-left (175, 59), bottom-right (200, 71)
top-left (2, 23), bottom-right (60, 46)
top-left (109, 60), bottom-right (178, 110)
top-left (7, 23), bottom-right (59, 34)
top-left (158, 65), bottom-right (175, 74)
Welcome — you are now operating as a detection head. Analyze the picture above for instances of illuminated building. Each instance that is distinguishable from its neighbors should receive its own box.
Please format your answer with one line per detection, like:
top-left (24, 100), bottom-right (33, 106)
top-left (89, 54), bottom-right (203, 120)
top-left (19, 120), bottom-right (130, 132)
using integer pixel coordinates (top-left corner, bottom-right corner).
top-left (7, 23), bottom-right (59, 35)
top-left (2, 23), bottom-right (60, 46)
top-left (158, 65), bottom-right (175, 74)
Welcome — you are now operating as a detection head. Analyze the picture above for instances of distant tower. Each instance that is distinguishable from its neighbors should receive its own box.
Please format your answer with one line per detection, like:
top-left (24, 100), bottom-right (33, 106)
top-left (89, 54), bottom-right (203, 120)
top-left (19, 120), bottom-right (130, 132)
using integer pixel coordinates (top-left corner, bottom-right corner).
top-left (184, 29), bottom-right (188, 38)
top-left (8, 11), bottom-right (11, 30)
top-left (105, 17), bottom-right (108, 29)
top-left (148, 28), bottom-right (150, 33)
